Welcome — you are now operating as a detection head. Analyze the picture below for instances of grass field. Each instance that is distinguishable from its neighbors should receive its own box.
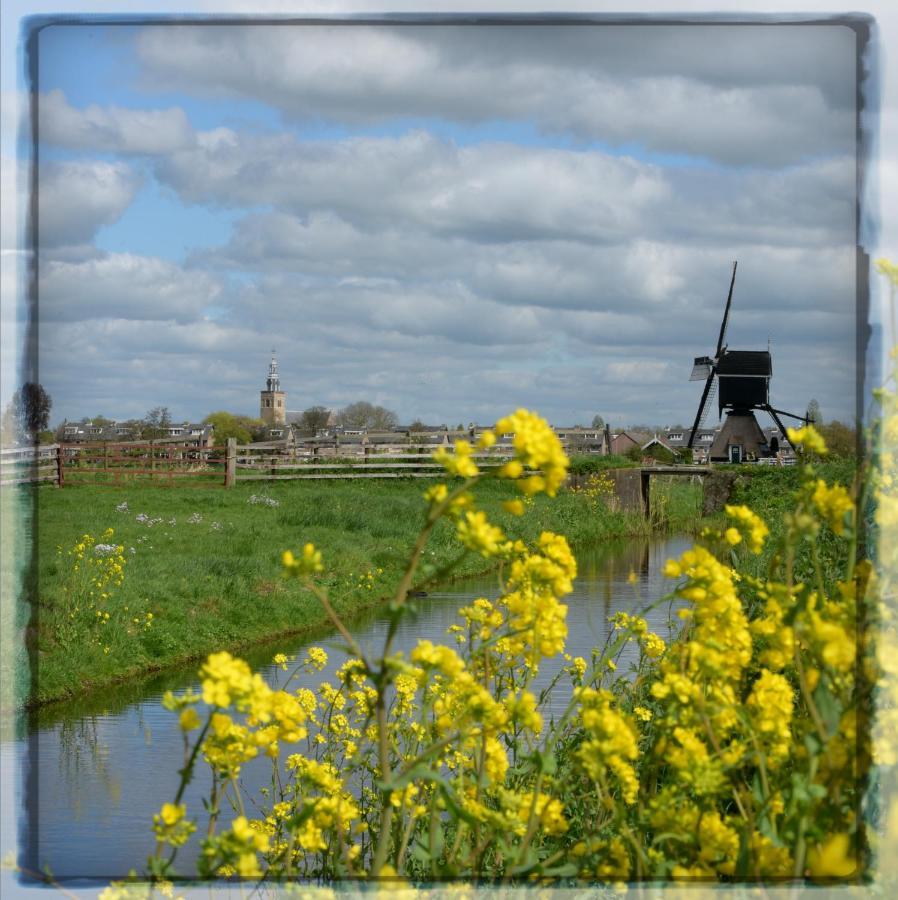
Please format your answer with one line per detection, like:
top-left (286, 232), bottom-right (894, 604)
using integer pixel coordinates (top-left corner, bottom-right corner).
top-left (18, 474), bottom-right (701, 705)
top-left (15, 459), bottom-right (855, 707)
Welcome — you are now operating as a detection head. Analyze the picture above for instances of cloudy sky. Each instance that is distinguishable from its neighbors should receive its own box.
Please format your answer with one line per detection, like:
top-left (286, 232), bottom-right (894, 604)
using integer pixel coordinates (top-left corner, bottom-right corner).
top-left (11, 16), bottom-right (868, 427)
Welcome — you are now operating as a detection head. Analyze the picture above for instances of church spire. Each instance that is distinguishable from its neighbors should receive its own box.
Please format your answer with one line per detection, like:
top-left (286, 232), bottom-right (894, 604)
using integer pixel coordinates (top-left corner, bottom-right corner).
top-left (260, 349), bottom-right (287, 426)
top-left (266, 348), bottom-right (281, 392)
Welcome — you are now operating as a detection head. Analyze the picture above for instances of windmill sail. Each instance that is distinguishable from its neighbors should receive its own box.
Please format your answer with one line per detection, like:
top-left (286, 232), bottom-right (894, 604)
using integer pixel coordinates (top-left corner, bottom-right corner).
top-left (687, 372), bottom-right (715, 448)
top-left (687, 262), bottom-right (737, 450)
top-left (715, 261), bottom-right (738, 357)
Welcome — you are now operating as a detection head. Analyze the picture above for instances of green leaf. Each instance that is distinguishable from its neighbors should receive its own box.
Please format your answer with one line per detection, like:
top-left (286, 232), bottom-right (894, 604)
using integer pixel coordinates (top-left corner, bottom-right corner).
top-left (437, 784), bottom-right (481, 828)
top-left (379, 763), bottom-right (452, 793)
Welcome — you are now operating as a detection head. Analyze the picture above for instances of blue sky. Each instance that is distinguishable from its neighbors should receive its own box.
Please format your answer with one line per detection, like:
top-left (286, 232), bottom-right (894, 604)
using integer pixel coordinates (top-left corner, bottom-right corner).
top-left (10, 19), bottom-right (864, 427)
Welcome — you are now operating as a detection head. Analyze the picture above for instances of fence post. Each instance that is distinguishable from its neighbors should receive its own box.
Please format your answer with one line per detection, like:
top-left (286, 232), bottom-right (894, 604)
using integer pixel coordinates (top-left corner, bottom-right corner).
top-left (225, 437), bottom-right (237, 488)
top-left (56, 444), bottom-right (64, 487)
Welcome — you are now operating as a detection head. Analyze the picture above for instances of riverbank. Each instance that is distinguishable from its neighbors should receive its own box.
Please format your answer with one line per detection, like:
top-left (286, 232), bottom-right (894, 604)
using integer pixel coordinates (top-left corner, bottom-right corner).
top-left (13, 459), bottom-right (854, 707)
top-left (18, 474), bottom-right (698, 707)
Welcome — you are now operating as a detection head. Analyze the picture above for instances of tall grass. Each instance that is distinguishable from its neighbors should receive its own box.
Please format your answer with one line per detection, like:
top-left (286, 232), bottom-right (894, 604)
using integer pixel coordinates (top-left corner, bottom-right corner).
top-left (28, 477), bottom-right (699, 704)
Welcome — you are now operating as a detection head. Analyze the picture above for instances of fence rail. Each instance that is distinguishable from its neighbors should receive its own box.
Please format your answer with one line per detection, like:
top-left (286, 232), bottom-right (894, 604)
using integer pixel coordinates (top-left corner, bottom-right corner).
top-left (226, 441), bottom-right (515, 486)
top-left (0, 444), bottom-right (61, 487)
top-left (1, 437), bottom-right (794, 488)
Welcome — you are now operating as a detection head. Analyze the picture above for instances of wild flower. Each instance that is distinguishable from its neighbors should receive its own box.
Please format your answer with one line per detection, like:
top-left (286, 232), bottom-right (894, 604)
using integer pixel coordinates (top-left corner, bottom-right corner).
top-left (248, 494), bottom-right (280, 507)
top-left (146, 405), bottom-right (869, 887)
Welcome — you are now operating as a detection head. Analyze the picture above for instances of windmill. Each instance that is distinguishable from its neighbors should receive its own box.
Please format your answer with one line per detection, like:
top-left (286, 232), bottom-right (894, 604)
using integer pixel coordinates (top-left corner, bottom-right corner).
top-left (687, 262), bottom-right (809, 463)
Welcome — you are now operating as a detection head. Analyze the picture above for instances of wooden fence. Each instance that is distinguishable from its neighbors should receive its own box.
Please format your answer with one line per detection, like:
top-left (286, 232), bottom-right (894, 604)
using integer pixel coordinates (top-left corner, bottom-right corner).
top-left (226, 439), bottom-right (514, 486)
top-left (7, 437), bottom-right (787, 489)
top-left (0, 444), bottom-right (61, 487)
top-left (0, 439), bottom-right (514, 488)
top-left (1, 440), bottom-right (228, 488)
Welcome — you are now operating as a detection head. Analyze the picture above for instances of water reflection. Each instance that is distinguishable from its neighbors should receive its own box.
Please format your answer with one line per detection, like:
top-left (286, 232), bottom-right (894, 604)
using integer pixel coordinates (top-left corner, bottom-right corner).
top-left (11, 534), bottom-right (691, 878)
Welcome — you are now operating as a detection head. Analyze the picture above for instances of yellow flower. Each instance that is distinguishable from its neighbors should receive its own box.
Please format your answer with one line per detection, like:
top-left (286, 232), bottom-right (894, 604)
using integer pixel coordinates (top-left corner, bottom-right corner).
top-left (305, 646), bottom-right (328, 671)
top-left (876, 256), bottom-right (898, 286)
top-left (282, 543), bottom-right (324, 576)
top-left (456, 510), bottom-right (506, 557)
top-left (424, 483), bottom-right (449, 505)
top-left (494, 409), bottom-right (569, 496)
top-left (812, 480), bottom-right (854, 535)
top-left (807, 833), bottom-right (857, 878)
top-left (502, 499), bottom-right (525, 516)
top-left (787, 424), bottom-right (827, 455)
top-left (724, 504), bottom-right (769, 554)
top-left (160, 802), bottom-right (185, 826)
top-left (434, 440), bottom-right (480, 478)
top-left (179, 708), bottom-right (201, 731)
top-left (746, 669), bottom-right (794, 766)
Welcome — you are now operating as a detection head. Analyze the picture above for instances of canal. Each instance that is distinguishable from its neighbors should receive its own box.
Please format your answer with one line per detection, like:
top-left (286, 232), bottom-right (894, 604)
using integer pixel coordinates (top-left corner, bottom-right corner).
top-left (2, 534), bottom-right (691, 881)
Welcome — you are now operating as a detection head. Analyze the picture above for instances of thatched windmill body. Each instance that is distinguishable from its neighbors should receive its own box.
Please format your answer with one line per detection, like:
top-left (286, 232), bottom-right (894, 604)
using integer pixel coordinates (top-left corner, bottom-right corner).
top-left (688, 262), bottom-right (809, 463)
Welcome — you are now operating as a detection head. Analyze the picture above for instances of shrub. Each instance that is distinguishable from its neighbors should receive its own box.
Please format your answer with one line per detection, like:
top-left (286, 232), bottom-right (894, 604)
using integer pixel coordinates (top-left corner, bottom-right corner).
top-left (140, 412), bottom-right (868, 886)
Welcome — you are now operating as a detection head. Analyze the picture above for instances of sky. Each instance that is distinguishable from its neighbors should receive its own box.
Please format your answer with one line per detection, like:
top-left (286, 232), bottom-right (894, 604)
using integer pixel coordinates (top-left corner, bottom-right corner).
top-left (0, 5), bottom-right (887, 431)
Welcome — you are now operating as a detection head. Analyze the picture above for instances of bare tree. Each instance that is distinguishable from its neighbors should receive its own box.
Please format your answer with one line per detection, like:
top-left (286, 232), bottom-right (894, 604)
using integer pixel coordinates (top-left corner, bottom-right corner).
top-left (336, 401), bottom-right (398, 432)
top-left (298, 406), bottom-right (331, 435)
top-left (142, 406), bottom-right (172, 439)
top-left (806, 399), bottom-right (822, 425)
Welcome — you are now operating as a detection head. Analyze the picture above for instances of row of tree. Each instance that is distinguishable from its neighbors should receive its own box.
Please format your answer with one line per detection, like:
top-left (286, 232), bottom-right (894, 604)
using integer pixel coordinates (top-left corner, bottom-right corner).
top-left (0, 385), bottom-right (858, 458)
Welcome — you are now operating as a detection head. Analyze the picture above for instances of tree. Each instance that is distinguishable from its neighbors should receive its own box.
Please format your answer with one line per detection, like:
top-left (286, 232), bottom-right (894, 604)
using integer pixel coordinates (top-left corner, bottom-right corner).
top-left (297, 406), bottom-right (331, 435)
top-left (806, 399), bottom-right (822, 425)
top-left (1, 383), bottom-right (52, 444)
top-left (591, 414), bottom-right (605, 429)
top-left (408, 420), bottom-right (427, 432)
top-left (204, 411), bottom-right (257, 447)
top-left (817, 420), bottom-right (857, 458)
top-left (336, 401), bottom-right (399, 432)
top-left (142, 406), bottom-right (172, 439)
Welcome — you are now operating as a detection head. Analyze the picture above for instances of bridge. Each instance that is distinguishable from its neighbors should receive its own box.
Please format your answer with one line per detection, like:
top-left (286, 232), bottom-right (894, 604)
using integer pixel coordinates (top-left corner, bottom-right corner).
top-left (604, 465), bottom-right (721, 517)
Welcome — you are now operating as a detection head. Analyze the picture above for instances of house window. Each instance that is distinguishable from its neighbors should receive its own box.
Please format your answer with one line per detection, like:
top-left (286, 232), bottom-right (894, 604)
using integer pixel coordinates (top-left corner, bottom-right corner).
top-left (277, 399), bottom-right (282, 407)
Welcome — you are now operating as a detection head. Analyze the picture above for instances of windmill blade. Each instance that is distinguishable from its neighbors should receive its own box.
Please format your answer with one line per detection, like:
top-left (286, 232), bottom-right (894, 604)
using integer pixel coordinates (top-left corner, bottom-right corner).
top-left (714, 260), bottom-right (738, 358)
top-left (687, 371), bottom-right (715, 449)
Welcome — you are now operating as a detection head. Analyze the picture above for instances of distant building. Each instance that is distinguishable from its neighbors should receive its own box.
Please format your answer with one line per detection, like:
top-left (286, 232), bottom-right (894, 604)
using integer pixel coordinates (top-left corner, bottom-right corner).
top-left (259, 351), bottom-right (287, 426)
top-left (58, 419), bottom-right (213, 447)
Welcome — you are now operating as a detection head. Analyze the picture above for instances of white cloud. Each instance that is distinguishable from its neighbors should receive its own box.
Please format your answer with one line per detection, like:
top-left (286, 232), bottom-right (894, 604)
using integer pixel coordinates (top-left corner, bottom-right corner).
top-left (39, 252), bottom-right (222, 322)
top-left (158, 130), bottom-right (853, 254)
top-left (38, 160), bottom-right (141, 248)
top-left (38, 89), bottom-right (196, 155)
top-left (136, 23), bottom-right (855, 166)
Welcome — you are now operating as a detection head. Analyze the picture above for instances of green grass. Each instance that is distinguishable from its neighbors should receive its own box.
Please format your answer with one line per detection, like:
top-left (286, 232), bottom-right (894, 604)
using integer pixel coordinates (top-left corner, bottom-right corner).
top-left (708, 458), bottom-right (859, 585)
top-left (24, 476), bottom-right (701, 705)
top-left (22, 458), bottom-right (844, 707)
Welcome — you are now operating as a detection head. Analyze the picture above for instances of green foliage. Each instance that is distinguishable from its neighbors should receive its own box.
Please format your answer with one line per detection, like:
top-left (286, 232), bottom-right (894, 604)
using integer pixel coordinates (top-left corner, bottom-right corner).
top-left (203, 411), bottom-right (263, 446)
top-left (567, 454), bottom-right (637, 474)
top-left (2, 382), bottom-right (52, 442)
top-left (141, 419), bottom-right (866, 884)
top-left (817, 420), bottom-right (858, 458)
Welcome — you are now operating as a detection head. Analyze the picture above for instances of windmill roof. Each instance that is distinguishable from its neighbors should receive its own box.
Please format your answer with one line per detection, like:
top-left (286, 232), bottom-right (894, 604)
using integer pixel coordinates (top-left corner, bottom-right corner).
top-left (716, 350), bottom-right (772, 376)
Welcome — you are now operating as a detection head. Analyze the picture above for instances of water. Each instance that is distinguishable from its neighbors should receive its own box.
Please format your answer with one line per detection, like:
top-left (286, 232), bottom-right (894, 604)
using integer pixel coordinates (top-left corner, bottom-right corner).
top-left (2, 534), bottom-right (692, 881)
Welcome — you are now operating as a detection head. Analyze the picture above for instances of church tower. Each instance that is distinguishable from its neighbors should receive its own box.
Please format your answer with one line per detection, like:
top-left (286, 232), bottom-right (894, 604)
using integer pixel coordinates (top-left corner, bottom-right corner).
top-left (260, 350), bottom-right (286, 426)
